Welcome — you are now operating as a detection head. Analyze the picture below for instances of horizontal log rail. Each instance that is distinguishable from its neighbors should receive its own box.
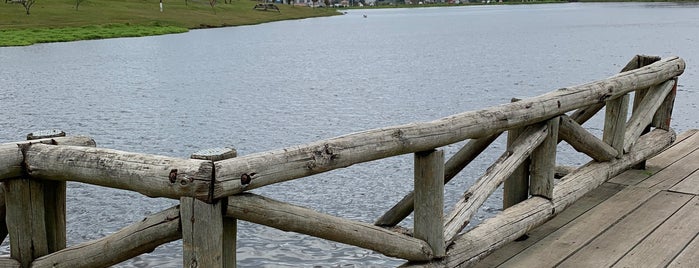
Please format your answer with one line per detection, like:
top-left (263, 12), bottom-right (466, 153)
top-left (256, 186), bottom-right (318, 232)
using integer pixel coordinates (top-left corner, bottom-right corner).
top-left (213, 56), bottom-right (684, 197)
top-left (0, 55), bottom-right (685, 268)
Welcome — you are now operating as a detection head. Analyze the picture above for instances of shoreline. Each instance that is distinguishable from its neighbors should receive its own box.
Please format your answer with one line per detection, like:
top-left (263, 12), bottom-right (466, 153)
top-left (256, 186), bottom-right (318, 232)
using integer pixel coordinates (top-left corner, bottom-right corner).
top-left (2, 1), bottom-right (696, 47)
top-left (0, 0), bottom-right (340, 47)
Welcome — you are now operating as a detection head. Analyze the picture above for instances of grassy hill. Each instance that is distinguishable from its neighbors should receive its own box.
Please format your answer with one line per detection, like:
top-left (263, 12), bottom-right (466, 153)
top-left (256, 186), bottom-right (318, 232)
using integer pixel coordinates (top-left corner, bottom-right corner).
top-left (0, 0), bottom-right (339, 46)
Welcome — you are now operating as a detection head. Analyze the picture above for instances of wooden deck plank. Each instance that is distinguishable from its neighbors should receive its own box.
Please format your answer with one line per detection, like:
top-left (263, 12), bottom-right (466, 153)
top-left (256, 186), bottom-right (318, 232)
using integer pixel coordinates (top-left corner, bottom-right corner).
top-left (645, 129), bottom-right (699, 170)
top-left (637, 148), bottom-right (699, 189)
top-left (557, 191), bottom-right (693, 268)
top-left (473, 130), bottom-right (699, 268)
top-left (612, 196), bottom-right (699, 268)
top-left (675, 128), bottom-right (698, 140)
top-left (608, 169), bottom-right (655, 186)
top-left (609, 129), bottom-right (698, 186)
top-left (670, 170), bottom-right (699, 195)
top-left (496, 186), bottom-right (659, 267)
top-left (668, 233), bottom-right (699, 268)
top-left (473, 182), bottom-right (625, 268)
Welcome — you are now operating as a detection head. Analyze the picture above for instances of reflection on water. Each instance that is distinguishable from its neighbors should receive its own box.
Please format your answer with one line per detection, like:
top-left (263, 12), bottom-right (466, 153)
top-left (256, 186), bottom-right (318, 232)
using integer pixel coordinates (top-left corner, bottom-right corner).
top-left (1, 2), bottom-right (698, 267)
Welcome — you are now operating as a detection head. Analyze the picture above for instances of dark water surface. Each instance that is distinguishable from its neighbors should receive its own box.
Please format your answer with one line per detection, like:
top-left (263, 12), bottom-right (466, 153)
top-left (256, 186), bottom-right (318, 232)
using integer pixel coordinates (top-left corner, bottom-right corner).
top-left (1, 2), bottom-right (698, 267)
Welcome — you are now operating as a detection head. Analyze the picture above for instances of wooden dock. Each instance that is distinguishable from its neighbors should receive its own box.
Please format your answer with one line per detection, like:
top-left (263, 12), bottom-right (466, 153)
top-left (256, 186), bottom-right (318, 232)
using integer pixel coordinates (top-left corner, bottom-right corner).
top-left (475, 129), bottom-right (699, 268)
top-left (0, 55), bottom-right (689, 267)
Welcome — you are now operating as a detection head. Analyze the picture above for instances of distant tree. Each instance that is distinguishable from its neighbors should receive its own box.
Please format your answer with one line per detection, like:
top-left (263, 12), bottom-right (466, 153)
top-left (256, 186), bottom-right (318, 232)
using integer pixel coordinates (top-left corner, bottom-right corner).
top-left (75, 0), bottom-right (86, 10)
top-left (20, 0), bottom-right (36, 15)
top-left (311, 0), bottom-right (318, 6)
top-left (209, 0), bottom-right (217, 13)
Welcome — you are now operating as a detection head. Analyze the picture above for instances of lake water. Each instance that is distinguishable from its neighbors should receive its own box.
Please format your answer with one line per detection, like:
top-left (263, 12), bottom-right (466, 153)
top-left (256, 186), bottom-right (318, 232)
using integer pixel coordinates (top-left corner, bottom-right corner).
top-left (1, 2), bottom-right (698, 267)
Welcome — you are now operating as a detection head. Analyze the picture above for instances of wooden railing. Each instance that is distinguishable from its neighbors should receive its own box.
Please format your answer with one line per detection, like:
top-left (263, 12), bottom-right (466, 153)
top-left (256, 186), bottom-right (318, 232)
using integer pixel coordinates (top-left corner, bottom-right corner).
top-left (0, 55), bottom-right (685, 267)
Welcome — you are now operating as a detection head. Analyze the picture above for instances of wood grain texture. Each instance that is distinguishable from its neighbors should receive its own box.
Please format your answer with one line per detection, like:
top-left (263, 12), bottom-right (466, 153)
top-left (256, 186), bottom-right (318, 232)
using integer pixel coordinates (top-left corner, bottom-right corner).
top-left (530, 117), bottom-right (559, 199)
top-left (624, 79), bottom-right (676, 153)
top-left (375, 133), bottom-right (500, 227)
top-left (414, 149), bottom-right (445, 257)
top-left (0, 187), bottom-right (6, 244)
top-left (558, 114), bottom-right (617, 161)
top-left (652, 78), bottom-right (677, 130)
top-left (31, 206), bottom-right (181, 268)
top-left (637, 148), bottom-right (699, 189)
top-left (558, 191), bottom-right (692, 268)
top-left (646, 129), bottom-right (699, 169)
top-left (181, 197), bottom-right (224, 267)
top-left (225, 193), bottom-right (434, 261)
top-left (553, 129), bottom-right (675, 213)
top-left (612, 195), bottom-right (699, 268)
top-left (214, 57), bottom-right (685, 197)
top-left (444, 123), bottom-right (548, 241)
top-left (667, 234), bottom-right (699, 267)
top-left (4, 179), bottom-right (48, 267)
top-left (498, 187), bottom-right (660, 268)
top-left (603, 94), bottom-right (629, 157)
top-left (0, 257), bottom-right (20, 268)
top-left (24, 144), bottom-right (213, 201)
top-left (402, 129), bottom-right (675, 267)
top-left (473, 182), bottom-right (624, 268)
top-left (503, 125), bottom-right (529, 210)
top-left (670, 169), bottom-right (699, 195)
top-left (187, 147), bottom-right (237, 268)
top-left (0, 136), bottom-right (95, 180)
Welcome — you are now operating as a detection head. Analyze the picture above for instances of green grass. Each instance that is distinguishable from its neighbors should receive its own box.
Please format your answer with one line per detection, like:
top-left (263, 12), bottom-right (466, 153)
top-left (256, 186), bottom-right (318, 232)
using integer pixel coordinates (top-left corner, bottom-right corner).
top-left (0, 0), bottom-right (340, 46)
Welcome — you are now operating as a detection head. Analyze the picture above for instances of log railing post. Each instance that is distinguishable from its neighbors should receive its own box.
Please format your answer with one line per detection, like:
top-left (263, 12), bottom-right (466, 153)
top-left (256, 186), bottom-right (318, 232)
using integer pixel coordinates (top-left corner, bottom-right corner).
top-left (504, 98), bottom-right (529, 209)
top-left (603, 94), bottom-right (629, 157)
top-left (182, 147), bottom-right (237, 268)
top-left (5, 130), bottom-right (68, 267)
top-left (414, 149), bottom-right (445, 257)
top-left (652, 77), bottom-right (678, 131)
top-left (27, 130), bottom-right (68, 254)
top-left (629, 55), bottom-right (660, 169)
top-left (530, 117), bottom-right (559, 199)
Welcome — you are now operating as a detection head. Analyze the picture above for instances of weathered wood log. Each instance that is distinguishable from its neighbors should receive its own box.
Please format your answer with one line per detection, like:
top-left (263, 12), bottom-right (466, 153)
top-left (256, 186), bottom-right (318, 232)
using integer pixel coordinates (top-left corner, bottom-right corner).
top-left (414, 149), bottom-right (445, 257)
top-left (530, 117), bottom-right (559, 199)
top-left (181, 198), bottom-right (224, 267)
top-left (0, 135), bottom-right (92, 254)
top-left (214, 57), bottom-right (685, 198)
top-left (651, 78), bottom-right (677, 130)
top-left (404, 129), bottom-right (675, 267)
top-left (620, 55), bottom-right (660, 73)
top-left (225, 193), bottom-right (434, 261)
top-left (628, 55), bottom-right (661, 169)
top-left (566, 103), bottom-right (605, 128)
top-left (31, 206), bottom-right (181, 268)
top-left (503, 109), bottom-right (530, 210)
top-left (4, 178), bottom-right (48, 267)
top-left (182, 147), bottom-right (238, 268)
top-left (25, 130), bottom-right (79, 255)
top-left (555, 165), bottom-right (578, 179)
top-left (0, 257), bottom-right (20, 268)
top-left (624, 79), bottom-right (675, 153)
top-left (443, 123), bottom-right (548, 241)
top-left (0, 136), bottom-right (95, 180)
top-left (553, 129), bottom-right (675, 213)
top-left (374, 133), bottom-right (501, 227)
top-left (603, 94), bottom-right (629, 157)
top-left (0, 187), bottom-right (6, 244)
top-left (558, 115), bottom-right (617, 162)
top-left (23, 144), bottom-right (213, 201)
